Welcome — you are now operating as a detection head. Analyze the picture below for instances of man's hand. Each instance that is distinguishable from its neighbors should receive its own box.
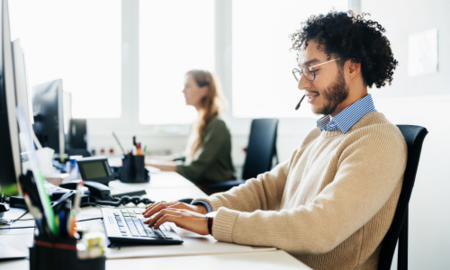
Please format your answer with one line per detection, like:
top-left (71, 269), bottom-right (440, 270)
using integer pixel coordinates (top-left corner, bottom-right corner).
top-left (142, 208), bottom-right (209, 235)
top-left (142, 201), bottom-right (208, 218)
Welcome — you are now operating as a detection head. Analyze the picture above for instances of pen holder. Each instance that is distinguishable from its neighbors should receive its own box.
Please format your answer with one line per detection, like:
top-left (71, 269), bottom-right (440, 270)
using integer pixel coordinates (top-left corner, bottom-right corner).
top-left (120, 154), bottom-right (150, 183)
top-left (29, 236), bottom-right (105, 270)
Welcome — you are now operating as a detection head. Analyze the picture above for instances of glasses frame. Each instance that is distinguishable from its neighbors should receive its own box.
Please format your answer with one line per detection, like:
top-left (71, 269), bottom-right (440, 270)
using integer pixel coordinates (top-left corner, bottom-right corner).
top-left (292, 58), bottom-right (340, 82)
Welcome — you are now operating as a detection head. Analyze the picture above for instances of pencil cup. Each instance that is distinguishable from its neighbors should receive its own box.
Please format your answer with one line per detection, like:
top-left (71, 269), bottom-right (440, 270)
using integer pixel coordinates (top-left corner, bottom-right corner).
top-left (29, 236), bottom-right (105, 270)
top-left (120, 154), bottom-right (150, 183)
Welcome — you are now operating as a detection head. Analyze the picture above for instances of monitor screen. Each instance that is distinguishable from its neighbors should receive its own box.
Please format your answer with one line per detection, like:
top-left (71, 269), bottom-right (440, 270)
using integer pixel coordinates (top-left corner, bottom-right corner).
top-left (79, 161), bottom-right (108, 179)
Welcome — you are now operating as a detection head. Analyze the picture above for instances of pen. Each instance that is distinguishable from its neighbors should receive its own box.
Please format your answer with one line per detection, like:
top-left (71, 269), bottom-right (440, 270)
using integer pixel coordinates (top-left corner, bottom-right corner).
top-left (143, 145), bottom-right (147, 153)
top-left (67, 180), bottom-right (84, 237)
top-left (59, 212), bottom-right (68, 237)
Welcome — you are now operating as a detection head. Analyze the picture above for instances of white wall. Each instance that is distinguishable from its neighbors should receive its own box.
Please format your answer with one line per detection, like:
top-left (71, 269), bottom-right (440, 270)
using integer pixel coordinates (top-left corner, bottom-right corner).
top-left (361, 0), bottom-right (450, 269)
top-left (87, 0), bottom-right (319, 167)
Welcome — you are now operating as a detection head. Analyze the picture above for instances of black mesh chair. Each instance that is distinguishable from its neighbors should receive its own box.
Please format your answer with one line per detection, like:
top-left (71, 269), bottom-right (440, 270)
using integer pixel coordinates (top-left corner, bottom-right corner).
top-left (207, 118), bottom-right (279, 191)
top-left (378, 125), bottom-right (428, 270)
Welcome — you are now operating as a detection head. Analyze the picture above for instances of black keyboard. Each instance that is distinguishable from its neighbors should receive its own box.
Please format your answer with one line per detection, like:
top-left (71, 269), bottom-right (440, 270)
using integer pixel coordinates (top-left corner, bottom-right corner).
top-left (102, 208), bottom-right (183, 245)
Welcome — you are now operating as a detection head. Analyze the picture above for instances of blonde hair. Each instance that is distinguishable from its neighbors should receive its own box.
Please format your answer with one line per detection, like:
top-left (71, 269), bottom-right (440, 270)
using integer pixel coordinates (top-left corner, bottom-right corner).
top-left (186, 70), bottom-right (227, 161)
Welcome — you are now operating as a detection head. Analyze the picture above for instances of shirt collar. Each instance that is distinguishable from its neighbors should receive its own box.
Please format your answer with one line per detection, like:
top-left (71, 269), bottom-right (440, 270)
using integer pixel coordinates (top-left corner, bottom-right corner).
top-left (317, 94), bottom-right (376, 134)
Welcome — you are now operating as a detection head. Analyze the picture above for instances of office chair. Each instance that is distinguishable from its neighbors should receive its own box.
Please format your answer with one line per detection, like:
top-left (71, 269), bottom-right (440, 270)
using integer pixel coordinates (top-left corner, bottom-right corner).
top-left (378, 125), bottom-right (428, 270)
top-left (207, 118), bottom-right (279, 191)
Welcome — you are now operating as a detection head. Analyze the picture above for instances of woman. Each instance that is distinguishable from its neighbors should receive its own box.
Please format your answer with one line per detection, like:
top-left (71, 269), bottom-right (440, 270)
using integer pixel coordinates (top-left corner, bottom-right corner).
top-left (146, 70), bottom-right (235, 184)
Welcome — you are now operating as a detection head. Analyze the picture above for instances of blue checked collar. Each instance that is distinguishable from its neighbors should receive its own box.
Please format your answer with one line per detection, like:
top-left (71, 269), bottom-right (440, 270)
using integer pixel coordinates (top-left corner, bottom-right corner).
top-left (317, 94), bottom-right (376, 134)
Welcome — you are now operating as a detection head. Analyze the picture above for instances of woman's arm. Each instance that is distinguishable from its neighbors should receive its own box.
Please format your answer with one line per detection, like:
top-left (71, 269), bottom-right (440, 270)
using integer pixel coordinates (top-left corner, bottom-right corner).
top-left (145, 159), bottom-right (177, 172)
top-left (176, 119), bottom-right (229, 182)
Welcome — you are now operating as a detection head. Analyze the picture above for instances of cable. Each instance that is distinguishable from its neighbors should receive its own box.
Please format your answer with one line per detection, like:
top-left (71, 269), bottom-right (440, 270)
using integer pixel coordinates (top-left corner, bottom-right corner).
top-left (76, 217), bottom-right (103, 222)
top-left (80, 194), bottom-right (154, 208)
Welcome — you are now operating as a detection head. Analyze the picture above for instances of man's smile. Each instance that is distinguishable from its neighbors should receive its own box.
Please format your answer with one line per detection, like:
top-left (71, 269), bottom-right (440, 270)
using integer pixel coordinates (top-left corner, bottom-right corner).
top-left (305, 91), bottom-right (319, 104)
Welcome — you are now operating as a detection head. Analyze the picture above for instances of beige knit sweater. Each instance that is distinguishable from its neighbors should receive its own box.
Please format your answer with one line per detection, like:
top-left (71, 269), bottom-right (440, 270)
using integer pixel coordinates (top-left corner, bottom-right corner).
top-left (192, 112), bottom-right (407, 270)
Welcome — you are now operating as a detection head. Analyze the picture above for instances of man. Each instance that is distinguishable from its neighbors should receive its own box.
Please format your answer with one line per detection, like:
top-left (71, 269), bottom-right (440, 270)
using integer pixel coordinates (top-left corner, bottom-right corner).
top-left (142, 11), bottom-right (407, 270)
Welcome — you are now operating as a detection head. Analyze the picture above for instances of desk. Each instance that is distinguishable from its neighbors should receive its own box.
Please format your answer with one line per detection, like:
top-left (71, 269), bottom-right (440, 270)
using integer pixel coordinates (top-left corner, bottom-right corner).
top-left (0, 172), bottom-right (312, 270)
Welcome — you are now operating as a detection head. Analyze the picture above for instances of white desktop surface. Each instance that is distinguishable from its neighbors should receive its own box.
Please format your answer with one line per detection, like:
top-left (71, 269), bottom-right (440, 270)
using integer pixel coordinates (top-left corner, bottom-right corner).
top-left (0, 250), bottom-right (312, 270)
top-left (0, 172), bottom-right (311, 269)
top-left (106, 224), bottom-right (275, 259)
top-left (108, 171), bottom-right (198, 189)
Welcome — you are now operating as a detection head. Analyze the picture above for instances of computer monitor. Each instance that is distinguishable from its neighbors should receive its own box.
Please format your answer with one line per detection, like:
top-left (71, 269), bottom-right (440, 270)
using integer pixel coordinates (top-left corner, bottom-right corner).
top-left (32, 79), bottom-right (66, 159)
top-left (0, 0), bottom-right (21, 196)
top-left (12, 38), bottom-right (33, 126)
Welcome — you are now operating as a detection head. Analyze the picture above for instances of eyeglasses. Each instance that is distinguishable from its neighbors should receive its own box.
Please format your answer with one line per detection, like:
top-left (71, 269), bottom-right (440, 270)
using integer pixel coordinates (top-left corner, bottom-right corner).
top-left (292, 58), bottom-right (340, 82)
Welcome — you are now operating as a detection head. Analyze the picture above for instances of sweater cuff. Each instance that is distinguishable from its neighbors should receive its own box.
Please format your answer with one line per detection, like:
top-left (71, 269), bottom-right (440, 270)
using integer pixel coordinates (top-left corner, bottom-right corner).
top-left (191, 200), bottom-right (212, 213)
top-left (191, 195), bottom-right (225, 212)
top-left (212, 208), bottom-right (240, 242)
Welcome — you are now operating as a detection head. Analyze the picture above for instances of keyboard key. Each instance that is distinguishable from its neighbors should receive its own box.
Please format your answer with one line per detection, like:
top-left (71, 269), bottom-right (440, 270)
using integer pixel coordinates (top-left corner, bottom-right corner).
top-left (134, 210), bottom-right (142, 215)
top-left (124, 217), bottom-right (139, 236)
top-left (132, 218), bottom-right (148, 237)
top-left (159, 224), bottom-right (169, 231)
top-left (116, 219), bottom-right (124, 227)
top-left (119, 226), bottom-right (127, 233)
top-left (152, 227), bottom-right (166, 238)
top-left (122, 212), bottom-right (130, 217)
top-left (113, 212), bottom-right (120, 216)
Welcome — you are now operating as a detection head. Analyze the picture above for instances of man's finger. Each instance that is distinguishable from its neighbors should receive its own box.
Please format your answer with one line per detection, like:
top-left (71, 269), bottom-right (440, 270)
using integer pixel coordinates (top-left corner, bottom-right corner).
top-left (142, 202), bottom-right (176, 217)
top-left (144, 209), bottom-right (180, 227)
top-left (154, 214), bottom-right (179, 229)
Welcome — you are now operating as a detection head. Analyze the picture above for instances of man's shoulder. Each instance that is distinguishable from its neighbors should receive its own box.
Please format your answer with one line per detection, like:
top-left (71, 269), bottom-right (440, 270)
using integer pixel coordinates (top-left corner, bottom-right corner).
top-left (348, 111), bottom-right (405, 143)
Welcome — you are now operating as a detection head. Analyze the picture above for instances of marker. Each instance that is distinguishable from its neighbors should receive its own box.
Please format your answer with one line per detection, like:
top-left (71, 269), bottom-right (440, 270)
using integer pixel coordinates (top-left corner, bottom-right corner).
top-left (143, 145), bottom-right (147, 153)
top-left (23, 193), bottom-right (43, 234)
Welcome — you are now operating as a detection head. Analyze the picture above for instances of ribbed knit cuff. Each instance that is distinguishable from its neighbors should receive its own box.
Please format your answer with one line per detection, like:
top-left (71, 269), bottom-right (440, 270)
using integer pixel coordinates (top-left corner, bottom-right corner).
top-left (191, 195), bottom-right (225, 212)
top-left (191, 200), bottom-right (212, 213)
top-left (212, 208), bottom-right (240, 242)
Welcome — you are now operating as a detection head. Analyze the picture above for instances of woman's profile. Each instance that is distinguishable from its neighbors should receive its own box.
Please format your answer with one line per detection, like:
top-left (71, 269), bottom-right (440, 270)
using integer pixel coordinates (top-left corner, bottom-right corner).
top-left (146, 70), bottom-right (235, 185)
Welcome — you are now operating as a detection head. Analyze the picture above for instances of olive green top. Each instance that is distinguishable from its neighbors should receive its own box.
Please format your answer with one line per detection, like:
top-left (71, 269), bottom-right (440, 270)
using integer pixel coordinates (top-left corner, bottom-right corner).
top-left (177, 117), bottom-right (236, 183)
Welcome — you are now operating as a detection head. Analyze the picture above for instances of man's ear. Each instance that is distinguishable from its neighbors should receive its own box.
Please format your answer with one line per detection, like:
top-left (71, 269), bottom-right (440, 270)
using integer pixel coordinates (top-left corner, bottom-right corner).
top-left (347, 59), bottom-right (361, 79)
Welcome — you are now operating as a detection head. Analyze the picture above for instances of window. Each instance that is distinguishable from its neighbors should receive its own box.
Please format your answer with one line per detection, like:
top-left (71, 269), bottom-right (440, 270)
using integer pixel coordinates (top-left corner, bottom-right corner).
top-left (232, 0), bottom-right (347, 118)
top-left (139, 0), bottom-right (215, 125)
top-left (9, 0), bottom-right (121, 118)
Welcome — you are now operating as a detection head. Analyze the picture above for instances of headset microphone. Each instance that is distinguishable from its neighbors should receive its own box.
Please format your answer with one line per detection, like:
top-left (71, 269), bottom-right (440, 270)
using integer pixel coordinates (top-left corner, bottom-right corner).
top-left (295, 94), bottom-right (305, 110)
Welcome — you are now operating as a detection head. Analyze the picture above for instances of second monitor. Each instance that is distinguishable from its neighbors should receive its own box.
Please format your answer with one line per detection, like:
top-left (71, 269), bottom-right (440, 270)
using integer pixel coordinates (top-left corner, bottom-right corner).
top-left (32, 79), bottom-right (68, 159)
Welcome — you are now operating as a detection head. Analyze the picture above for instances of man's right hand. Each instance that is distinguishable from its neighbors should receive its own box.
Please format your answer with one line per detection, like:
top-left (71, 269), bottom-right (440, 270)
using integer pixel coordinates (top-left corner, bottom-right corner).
top-left (142, 201), bottom-right (208, 218)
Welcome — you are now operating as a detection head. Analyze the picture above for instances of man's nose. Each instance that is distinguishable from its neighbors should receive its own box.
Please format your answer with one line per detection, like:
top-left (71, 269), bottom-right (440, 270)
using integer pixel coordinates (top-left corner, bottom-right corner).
top-left (298, 73), bottom-right (311, 90)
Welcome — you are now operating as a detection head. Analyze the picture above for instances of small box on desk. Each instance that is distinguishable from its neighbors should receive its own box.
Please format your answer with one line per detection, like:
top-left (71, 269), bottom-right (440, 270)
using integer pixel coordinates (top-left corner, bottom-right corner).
top-left (29, 236), bottom-right (105, 270)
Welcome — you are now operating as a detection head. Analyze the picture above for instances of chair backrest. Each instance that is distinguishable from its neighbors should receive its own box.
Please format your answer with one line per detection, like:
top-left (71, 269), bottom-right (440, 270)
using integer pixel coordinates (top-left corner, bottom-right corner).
top-left (241, 118), bottom-right (278, 180)
top-left (378, 125), bottom-right (428, 270)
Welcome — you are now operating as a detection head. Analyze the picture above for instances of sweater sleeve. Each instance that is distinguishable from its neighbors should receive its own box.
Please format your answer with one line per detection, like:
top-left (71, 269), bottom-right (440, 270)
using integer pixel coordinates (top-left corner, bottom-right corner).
top-left (176, 120), bottom-right (228, 183)
top-left (191, 128), bottom-right (320, 212)
top-left (210, 125), bottom-right (407, 254)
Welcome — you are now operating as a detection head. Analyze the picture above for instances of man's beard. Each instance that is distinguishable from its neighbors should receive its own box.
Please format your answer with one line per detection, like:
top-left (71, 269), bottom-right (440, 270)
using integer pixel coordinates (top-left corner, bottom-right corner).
top-left (316, 68), bottom-right (349, 115)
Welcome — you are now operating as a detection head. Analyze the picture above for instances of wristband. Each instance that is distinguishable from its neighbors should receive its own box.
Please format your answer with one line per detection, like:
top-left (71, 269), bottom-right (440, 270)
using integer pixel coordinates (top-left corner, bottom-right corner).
top-left (207, 217), bottom-right (213, 235)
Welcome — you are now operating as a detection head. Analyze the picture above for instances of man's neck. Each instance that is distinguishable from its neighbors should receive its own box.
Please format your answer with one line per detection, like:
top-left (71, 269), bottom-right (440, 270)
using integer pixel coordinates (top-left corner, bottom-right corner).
top-left (330, 84), bottom-right (368, 117)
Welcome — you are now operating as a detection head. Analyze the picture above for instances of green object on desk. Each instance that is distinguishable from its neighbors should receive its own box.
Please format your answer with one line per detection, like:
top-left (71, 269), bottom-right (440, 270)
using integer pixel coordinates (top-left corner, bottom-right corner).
top-left (35, 170), bottom-right (58, 236)
top-left (143, 145), bottom-right (147, 153)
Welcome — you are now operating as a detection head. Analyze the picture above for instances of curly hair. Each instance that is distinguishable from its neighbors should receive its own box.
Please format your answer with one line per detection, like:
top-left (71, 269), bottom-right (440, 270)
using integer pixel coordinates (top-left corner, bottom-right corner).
top-left (290, 10), bottom-right (398, 88)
